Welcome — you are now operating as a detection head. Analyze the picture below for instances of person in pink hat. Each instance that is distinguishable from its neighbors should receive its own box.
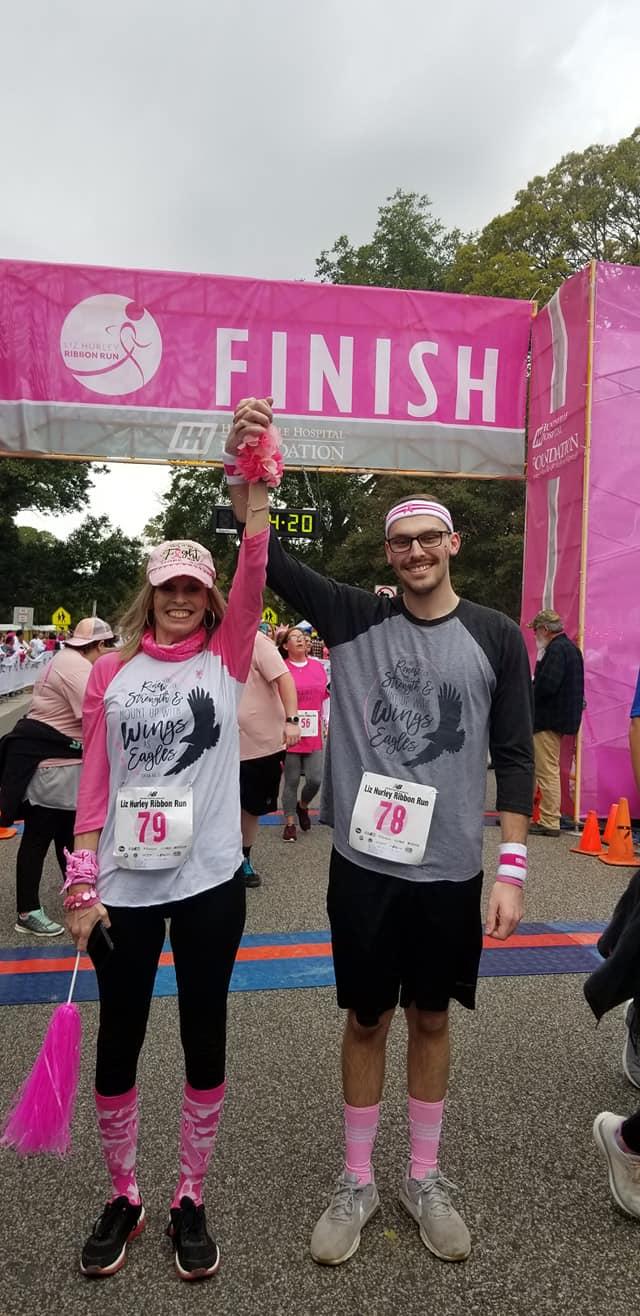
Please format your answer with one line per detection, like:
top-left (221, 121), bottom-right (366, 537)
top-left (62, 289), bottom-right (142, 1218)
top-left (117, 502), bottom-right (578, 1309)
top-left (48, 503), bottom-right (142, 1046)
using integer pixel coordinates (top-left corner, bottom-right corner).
top-left (64, 403), bottom-right (277, 1281)
top-left (0, 617), bottom-right (115, 937)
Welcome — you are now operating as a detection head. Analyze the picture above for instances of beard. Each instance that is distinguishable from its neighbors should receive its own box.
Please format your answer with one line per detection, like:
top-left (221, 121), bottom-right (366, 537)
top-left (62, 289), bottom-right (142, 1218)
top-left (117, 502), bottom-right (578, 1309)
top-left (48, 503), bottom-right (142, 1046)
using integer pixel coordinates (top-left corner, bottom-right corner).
top-left (395, 558), bottom-right (447, 596)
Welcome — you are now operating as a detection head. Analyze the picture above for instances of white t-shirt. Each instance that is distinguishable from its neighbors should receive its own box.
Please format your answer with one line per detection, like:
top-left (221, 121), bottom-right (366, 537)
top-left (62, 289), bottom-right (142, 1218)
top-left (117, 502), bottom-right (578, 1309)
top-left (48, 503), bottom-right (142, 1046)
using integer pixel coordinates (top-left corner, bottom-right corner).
top-left (75, 528), bottom-right (269, 907)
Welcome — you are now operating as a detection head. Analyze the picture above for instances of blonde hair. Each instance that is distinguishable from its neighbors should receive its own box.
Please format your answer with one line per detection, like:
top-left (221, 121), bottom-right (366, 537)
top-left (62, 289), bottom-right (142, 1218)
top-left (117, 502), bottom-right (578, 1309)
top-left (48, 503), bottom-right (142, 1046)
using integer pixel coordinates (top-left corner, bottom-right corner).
top-left (118, 580), bottom-right (226, 662)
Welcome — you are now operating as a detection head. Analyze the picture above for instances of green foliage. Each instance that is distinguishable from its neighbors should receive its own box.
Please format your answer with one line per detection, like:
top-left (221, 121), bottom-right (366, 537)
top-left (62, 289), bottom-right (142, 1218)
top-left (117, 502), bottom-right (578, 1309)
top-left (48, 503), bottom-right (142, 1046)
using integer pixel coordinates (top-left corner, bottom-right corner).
top-left (0, 458), bottom-right (95, 520)
top-left (447, 127), bottom-right (640, 302)
top-left (60, 517), bottom-right (144, 620)
top-left (2, 518), bottom-right (143, 626)
top-left (316, 189), bottom-right (463, 290)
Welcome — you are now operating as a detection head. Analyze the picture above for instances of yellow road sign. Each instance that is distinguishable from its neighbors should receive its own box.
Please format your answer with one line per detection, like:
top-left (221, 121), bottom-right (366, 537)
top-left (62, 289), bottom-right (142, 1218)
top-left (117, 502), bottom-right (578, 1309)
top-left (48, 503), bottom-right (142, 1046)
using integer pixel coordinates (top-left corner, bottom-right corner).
top-left (51, 606), bottom-right (71, 629)
top-left (261, 606), bottom-right (278, 625)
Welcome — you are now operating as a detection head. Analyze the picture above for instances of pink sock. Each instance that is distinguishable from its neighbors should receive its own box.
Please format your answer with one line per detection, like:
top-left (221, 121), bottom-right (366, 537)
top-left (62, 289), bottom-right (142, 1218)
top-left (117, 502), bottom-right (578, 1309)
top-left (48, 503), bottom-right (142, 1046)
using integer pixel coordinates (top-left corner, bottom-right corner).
top-left (95, 1087), bottom-right (140, 1205)
top-left (171, 1080), bottom-right (225, 1209)
top-left (408, 1095), bottom-right (444, 1179)
top-left (344, 1102), bottom-right (380, 1185)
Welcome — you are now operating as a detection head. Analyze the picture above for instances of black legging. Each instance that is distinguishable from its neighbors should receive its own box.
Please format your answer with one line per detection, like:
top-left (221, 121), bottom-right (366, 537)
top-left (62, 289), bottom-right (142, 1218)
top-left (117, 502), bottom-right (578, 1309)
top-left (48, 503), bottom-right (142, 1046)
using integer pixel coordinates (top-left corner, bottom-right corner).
top-left (91, 872), bottom-right (246, 1096)
top-left (16, 802), bottom-right (75, 913)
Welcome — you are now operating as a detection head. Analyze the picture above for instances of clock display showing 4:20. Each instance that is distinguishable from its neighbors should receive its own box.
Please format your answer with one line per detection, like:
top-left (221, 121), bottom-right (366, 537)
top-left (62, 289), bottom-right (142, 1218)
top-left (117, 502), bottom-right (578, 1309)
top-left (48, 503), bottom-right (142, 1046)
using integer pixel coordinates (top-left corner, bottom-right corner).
top-left (268, 509), bottom-right (320, 539)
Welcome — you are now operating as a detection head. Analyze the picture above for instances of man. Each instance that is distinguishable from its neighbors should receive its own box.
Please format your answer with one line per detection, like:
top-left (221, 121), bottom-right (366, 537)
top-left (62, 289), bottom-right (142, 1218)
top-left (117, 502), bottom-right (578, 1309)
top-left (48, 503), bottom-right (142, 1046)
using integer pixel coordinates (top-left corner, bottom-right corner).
top-left (528, 609), bottom-right (584, 837)
top-left (238, 628), bottom-right (300, 887)
top-left (227, 399), bottom-right (534, 1267)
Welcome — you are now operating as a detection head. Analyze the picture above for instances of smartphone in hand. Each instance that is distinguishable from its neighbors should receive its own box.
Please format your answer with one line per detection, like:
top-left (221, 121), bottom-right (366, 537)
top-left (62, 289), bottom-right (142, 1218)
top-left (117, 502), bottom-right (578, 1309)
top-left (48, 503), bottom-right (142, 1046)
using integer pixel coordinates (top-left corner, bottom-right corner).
top-left (87, 920), bottom-right (114, 972)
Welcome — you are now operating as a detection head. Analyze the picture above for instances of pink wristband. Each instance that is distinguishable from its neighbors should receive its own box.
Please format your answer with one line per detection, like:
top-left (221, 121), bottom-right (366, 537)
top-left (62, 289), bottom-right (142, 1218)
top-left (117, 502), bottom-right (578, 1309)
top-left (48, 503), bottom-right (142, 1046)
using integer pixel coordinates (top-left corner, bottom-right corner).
top-left (64, 889), bottom-right (100, 911)
top-left (495, 875), bottom-right (524, 889)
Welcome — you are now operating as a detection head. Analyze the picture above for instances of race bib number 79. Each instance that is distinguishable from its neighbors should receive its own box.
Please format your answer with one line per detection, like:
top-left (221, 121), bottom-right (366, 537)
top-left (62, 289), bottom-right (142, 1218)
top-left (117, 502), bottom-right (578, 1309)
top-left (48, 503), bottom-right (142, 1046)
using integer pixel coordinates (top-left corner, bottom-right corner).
top-left (114, 786), bottom-right (193, 870)
top-left (348, 772), bottom-right (437, 866)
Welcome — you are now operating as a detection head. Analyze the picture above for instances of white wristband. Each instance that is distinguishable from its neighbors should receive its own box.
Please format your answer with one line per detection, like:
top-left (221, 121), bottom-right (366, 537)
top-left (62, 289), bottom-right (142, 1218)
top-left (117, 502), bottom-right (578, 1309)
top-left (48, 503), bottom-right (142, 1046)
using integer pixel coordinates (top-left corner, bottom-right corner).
top-left (497, 841), bottom-right (528, 885)
top-left (222, 445), bottom-right (247, 486)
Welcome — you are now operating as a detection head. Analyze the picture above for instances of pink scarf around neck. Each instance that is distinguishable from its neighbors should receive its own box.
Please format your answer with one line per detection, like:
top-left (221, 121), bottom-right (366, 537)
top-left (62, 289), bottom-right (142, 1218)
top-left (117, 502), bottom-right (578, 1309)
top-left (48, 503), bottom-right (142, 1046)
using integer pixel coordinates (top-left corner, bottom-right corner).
top-left (141, 626), bottom-right (208, 662)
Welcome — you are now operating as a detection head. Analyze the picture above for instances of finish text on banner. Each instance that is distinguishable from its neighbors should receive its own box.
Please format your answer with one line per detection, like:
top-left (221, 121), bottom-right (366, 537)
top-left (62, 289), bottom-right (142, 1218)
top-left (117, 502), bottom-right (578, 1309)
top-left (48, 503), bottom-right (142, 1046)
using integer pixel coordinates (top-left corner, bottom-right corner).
top-left (0, 260), bottom-right (533, 477)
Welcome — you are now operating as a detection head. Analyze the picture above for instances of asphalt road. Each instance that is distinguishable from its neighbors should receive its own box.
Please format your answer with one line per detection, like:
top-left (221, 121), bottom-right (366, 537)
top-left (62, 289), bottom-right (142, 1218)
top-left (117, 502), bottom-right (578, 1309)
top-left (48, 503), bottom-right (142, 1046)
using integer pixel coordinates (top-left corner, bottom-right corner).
top-left (0, 728), bottom-right (638, 1315)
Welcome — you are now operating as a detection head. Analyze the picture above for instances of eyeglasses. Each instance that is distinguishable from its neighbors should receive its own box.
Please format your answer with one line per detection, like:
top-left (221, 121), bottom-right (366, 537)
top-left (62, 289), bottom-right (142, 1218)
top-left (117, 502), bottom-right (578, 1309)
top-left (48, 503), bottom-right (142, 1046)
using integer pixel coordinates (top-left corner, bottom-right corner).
top-left (385, 530), bottom-right (451, 553)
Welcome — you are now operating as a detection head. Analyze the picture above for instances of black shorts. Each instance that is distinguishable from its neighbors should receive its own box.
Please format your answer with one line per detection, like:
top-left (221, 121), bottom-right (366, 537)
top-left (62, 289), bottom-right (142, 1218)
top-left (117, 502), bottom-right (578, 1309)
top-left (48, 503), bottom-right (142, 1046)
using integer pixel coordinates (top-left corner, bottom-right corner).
top-left (240, 750), bottom-right (286, 817)
top-left (327, 847), bottom-right (483, 1027)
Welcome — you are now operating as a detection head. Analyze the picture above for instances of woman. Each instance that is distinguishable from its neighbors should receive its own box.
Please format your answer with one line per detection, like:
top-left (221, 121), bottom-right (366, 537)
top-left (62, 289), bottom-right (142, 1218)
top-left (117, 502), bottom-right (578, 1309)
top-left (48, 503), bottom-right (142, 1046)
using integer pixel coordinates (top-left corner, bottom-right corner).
top-left (65, 409), bottom-right (274, 1281)
top-left (0, 617), bottom-right (115, 936)
top-left (278, 626), bottom-right (328, 842)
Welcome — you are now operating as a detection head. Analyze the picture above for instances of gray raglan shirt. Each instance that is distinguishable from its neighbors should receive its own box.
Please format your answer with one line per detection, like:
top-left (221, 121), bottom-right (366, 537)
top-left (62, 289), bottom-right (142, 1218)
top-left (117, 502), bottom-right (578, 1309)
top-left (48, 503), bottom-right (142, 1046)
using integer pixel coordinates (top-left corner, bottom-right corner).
top-left (267, 531), bottom-right (534, 884)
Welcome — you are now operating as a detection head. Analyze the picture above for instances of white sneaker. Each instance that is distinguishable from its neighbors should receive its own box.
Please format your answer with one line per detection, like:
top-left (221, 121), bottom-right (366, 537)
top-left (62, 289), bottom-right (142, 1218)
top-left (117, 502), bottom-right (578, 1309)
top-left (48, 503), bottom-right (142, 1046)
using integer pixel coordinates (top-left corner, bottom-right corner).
top-left (310, 1171), bottom-right (379, 1265)
top-left (593, 1111), bottom-right (640, 1217)
top-left (399, 1166), bottom-right (471, 1260)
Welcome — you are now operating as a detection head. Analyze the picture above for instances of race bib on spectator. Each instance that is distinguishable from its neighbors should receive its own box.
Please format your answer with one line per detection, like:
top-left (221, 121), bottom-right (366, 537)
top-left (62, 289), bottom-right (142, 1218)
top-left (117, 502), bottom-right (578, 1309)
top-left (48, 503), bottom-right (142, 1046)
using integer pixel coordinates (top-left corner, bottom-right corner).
top-left (349, 773), bottom-right (437, 865)
top-left (114, 786), bottom-right (193, 870)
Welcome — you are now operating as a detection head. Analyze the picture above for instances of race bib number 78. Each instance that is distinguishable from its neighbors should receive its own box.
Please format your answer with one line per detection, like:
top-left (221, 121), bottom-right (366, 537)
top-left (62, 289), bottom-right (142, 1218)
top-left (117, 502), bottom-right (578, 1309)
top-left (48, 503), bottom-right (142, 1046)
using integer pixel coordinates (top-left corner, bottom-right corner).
top-left (348, 772), bottom-right (437, 866)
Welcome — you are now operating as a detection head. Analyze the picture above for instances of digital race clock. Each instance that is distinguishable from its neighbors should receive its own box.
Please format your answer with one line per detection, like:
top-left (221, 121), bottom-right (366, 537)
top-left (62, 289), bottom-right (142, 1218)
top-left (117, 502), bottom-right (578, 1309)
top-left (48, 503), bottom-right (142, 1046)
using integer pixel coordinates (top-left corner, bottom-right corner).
top-left (268, 509), bottom-right (320, 539)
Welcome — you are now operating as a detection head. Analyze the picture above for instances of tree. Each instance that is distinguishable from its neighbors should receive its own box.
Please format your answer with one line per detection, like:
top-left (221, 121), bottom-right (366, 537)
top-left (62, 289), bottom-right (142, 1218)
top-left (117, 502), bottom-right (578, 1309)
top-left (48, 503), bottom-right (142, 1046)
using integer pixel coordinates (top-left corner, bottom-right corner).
top-left (316, 189), bottom-right (462, 290)
top-left (0, 458), bottom-right (96, 520)
top-left (2, 518), bottom-right (143, 626)
top-left (60, 517), bottom-right (144, 621)
top-left (0, 457), bottom-right (101, 619)
top-left (447, 127), bottom-right (640, 302)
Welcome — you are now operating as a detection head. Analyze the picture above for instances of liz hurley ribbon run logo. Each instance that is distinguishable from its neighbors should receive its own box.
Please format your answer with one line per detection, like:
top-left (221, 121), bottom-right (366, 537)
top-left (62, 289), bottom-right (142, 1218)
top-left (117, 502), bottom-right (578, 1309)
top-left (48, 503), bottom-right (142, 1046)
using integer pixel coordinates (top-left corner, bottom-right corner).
top-left (60, 293), bottom-right (162, 395)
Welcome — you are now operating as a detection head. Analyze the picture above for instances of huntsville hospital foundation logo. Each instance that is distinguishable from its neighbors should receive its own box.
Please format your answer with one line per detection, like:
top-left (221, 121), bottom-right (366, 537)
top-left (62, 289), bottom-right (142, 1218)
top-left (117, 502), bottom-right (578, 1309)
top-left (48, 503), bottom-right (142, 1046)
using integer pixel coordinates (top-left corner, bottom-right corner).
top-left (60, 294), bottom-right (162, 396)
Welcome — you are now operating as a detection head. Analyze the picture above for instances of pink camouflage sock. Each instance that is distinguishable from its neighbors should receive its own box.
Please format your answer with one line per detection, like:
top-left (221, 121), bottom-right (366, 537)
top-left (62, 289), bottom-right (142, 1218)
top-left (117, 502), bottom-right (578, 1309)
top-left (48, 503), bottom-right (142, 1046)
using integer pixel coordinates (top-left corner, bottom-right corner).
top-left (344, 1101), bottom-right (380, 1185)
top-left (95, 1087), bottom-right (141, 1205)
top-left (408, 1095), bottom-right (445, 1180)
top-left (172, 1080), bottom-right (225, 1209)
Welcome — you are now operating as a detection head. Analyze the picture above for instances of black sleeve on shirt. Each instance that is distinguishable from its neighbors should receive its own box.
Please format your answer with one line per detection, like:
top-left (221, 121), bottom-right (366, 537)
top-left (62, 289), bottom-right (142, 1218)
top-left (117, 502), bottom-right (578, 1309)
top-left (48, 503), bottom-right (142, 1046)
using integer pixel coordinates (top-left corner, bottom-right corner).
top-left (266, 528), bottom-right (395, 647)
top-left (457, 600), bottom-right (534, 817)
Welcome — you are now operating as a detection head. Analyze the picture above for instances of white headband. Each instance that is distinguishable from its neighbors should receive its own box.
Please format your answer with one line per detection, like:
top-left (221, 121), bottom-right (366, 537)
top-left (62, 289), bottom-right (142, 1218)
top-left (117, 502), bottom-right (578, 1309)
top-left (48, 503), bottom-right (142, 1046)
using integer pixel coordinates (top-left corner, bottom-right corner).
top-left (385, 500), bottom-right (454, 537)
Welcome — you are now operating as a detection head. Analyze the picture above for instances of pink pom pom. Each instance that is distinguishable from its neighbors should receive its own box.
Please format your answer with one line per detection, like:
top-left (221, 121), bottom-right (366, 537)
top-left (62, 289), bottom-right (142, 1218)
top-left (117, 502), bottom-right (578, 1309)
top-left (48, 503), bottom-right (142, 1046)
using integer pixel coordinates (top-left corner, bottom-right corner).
top-left (235, 424), bottom-right (284, 488)
top-left (1, 1003), bottom-right (82, 1157)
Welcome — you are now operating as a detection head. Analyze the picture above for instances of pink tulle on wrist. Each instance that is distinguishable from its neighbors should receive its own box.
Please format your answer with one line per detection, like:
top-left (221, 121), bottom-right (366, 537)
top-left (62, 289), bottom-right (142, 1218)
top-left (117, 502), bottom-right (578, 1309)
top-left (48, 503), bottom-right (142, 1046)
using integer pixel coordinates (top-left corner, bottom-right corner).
top-left (62, 848), bottom-right (99, 893)
top-left (235, 424), bottom-right (284, 488)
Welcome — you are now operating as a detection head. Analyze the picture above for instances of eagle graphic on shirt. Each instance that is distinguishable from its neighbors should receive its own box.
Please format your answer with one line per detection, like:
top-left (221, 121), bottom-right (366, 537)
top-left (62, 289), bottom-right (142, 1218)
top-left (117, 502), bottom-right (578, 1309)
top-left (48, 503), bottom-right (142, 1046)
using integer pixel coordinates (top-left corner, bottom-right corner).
top-left (165, 687), bottom-right (221, 776)
top-left (403, 683), bottom-right (465, 769)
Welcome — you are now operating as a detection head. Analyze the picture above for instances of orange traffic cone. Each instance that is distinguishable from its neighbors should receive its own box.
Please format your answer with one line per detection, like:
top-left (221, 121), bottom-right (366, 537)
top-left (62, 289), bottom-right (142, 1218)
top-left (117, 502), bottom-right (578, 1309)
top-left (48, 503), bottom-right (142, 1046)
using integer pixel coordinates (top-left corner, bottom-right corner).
top-left (0, 827), bottom-right (17, 840)
top-left (602, 802), bottom-right (618, 847)
top-left (570, 811), bottom-right (603, 856)
top-left (599, 799), bottom-right (639, 867)
top-left (532, 786), bottom-right (542, 824)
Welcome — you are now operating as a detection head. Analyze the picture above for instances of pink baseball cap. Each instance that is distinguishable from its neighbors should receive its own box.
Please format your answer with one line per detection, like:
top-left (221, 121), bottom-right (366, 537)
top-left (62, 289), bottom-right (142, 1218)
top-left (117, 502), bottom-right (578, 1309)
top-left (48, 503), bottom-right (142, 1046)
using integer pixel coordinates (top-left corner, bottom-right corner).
top-left (66, 617), bottom-right (115, 648)
top-left (147, 540), bottom-right (216, 587)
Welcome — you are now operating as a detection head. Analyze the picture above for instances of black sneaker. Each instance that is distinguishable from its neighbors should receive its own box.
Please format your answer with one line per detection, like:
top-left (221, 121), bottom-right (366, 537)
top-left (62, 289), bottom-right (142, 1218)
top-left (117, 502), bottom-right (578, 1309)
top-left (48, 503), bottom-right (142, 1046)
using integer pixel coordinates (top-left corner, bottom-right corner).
top-left (242, 857), bottom-right (262, 888)
top-left (168, 1196), bottom-right (220, 1280)
top-left (296, 802), bottom-right (311, 832)
top-left (80, 1196), bottom-right (145, 1276)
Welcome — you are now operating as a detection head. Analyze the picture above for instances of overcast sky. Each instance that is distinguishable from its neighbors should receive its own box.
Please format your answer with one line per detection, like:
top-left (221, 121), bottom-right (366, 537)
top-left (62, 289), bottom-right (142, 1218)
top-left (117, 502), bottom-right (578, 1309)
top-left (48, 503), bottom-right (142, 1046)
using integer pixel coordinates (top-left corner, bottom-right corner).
top-left (4, 0), bottom-right (639, 540)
